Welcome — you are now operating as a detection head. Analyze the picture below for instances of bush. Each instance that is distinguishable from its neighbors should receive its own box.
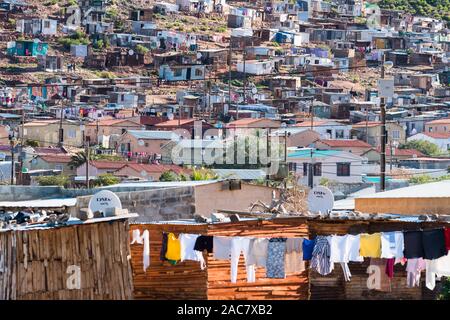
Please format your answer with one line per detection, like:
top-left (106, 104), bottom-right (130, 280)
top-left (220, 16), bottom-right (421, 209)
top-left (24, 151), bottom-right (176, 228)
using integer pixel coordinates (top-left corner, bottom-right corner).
top-left (94, 39), bottom-right (104, 50)
top-left (58, 30), bottom-right (90, 49)
top-left (25, 139), bottom-right (39, 147)
top-left (190, 168), bottom-right (218, 181)
top-left (91, 174), bottom-right (119, 187)
top-left (135, 44), bottom-right (149, 55)
top-left (37, 175), bottom-right (70, 187)
top-left (409, 175), bottom-right (433, 184)
top-left (159, 170), bottom-right (180, 181)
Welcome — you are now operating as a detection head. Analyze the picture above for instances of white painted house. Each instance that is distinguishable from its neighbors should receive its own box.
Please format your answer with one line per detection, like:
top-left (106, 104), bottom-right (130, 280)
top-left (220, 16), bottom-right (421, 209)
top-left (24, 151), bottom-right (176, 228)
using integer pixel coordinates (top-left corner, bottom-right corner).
top-left (294, 119), bottom-right (352, 139)
top-left (407, 132), bottom-right (450, 153)
top-left (288, 148), bottom-right (364, 185)
top-left (237, 60), bottom-right (275, 75)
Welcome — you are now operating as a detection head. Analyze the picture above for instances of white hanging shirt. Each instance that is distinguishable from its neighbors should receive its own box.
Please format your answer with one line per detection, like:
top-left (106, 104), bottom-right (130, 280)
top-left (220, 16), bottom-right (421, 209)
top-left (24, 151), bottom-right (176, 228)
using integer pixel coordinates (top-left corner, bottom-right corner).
top-left (381, 231), bottom-right (404, 259)
top-left (179, 233), bottom-right (206, 269)
top-left (130, 229), bottom-right (150, 272)
top-left (213, 236), bottom-right (232, 260)
top-left (329, 234), bottom-right (363, 263)
top-left (425, 253), bottom-right (450, 290)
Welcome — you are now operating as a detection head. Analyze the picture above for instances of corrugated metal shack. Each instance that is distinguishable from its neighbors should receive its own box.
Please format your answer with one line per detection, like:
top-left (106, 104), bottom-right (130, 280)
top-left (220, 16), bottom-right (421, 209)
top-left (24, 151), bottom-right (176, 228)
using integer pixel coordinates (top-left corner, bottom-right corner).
top-left (130, 218), bottom-right (310, 300)
top-left (0, 215), bottom-right (136, 300)
top-left (130, 215), bottom-right (449, 300)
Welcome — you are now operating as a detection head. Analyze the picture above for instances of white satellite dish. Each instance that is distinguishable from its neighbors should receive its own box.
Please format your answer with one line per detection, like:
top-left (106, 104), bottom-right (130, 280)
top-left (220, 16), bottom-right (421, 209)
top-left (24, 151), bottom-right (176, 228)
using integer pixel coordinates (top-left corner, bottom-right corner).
top-left (251, 87), bottom-right (257, 94)
top-left (307, 186), bottom-right (334, 214)
top-left (141, 170), bottom-right (148, 177)
top-left (33, 38), bottom-right (39, 43)
top-left (128, 49), bottom-right (135, 56)
top-left (138, 139), bottom-right (145, 146)
top-left (88, 190), bottom-right (122, 215)
top-left (168, 113), bottom-right (174, 120)
top-left (393, 93), bottom-right (398, 99)
top-left (196, 52), bottom-right (202, 59)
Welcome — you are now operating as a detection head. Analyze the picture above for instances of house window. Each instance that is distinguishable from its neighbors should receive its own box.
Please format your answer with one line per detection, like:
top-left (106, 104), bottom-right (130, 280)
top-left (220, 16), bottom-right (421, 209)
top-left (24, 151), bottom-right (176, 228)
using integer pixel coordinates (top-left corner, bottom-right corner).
top-left (337, 162), bottom-right (351, 176)
top-left (392, 130), bottom-right (400, 139)
top-left (288, 162), bottom-right (297, 172)
top-left (44, 21), bottom-right (50, 28)
top-left (145, 142), bottom-right (149, 147)
top-left (303, 163), bottom-right (308, 176)
top-left (194, 68), bottom-right (203, 77)
top-left (429, 127), bottom-right (433, 132)
top-left (313, 163), bottom-right (322, 176)
top-left (335, 130), bottom-right (344, 139)
top-left (174, 68), bottom-right (182, 77)
top-left (55, 164), bottom-right (63, 171)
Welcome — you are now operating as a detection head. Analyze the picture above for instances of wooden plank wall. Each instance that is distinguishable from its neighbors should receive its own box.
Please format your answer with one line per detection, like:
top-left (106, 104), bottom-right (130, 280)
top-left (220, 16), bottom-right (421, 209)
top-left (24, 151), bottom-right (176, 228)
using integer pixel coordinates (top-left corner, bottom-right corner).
top-left (206, 218), bottom-right (310, 300)
top-left (130, 218), bottom-right (310, 300)
top-left (308, 220), bottom-right (443, 300)
top-left (130, 224), bottom-right (209, 300)
top-left (0, 220), bottom-right (134, 300)
top-left (0, 232), bottom-right (17, 300)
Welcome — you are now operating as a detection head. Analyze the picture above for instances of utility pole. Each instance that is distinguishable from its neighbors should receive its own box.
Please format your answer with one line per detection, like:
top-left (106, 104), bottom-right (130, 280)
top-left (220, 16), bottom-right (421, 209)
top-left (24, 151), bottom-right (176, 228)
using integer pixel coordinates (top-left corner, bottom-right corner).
top-left (85, 138), bottom-right (90, 189)
top-left (228, 44), bottom-right (232, 117)
top-left (19, 107), bottom-right (25, 185)
top-left (10, 138), bottom-right (15, 185)
top-left (365, 106), bottom-right (369, 144)
top-left (242, 44), bottom-right (247, 109)
top-left (310, 98), bottom-right (314, 130)
top-left (389, 140), bottom-right (393, 172)
top-left (308, 148), bottom-right (314, 188)
top-left (58, 99), bottom-right (64, 147)
top-left (380, 54), bottom-right (387, 192)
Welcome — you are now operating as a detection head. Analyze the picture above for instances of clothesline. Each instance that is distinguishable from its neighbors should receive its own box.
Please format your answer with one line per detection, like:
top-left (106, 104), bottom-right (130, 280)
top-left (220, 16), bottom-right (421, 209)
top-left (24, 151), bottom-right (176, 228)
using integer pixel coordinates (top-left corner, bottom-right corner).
top-left (131, 226), bottom-right (450, 292)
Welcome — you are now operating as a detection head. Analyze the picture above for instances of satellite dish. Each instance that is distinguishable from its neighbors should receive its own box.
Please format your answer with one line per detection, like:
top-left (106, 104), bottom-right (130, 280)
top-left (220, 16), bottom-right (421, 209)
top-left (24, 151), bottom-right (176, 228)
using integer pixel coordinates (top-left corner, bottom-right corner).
top-left (128, 49), bottom-right (135, 56)
top-left (141, 170), bottom-right (148, 177)
top-left (196, 52), bottom-right (202, 59)
top-left (88, 190), bottom-right (122, 215)
top-left (138, 139), bottom-right (145, 146)
top-left (33, 38), bottom-right (39, 43)
top-left (251, 87), bottom-right (257, 94)
top-left (307, 186), bottom-right (334, 214)
top-left (393, 93), bottom-right (398, 99)
top-left (168, 113), bottom-right (174, 120)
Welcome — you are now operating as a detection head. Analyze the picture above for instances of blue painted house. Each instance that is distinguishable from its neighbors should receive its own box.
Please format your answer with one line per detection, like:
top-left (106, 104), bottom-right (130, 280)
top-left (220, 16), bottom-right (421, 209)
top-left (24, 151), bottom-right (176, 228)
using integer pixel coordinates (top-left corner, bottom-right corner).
top-left (7, 40), bottom-right (48, 56)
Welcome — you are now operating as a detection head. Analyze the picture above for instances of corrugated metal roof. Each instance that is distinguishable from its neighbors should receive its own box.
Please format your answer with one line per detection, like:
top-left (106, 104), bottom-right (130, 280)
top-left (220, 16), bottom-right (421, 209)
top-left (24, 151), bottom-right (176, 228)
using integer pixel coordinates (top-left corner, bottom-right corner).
top-left (356, 180), bottom-right (450, 199)
top-left (212, 168), bottom-right (266, 180)
top-left (0, 198), bottom-right (77, 208)
top-left (127, 130), bottom-right (178, 140)
top-left (1, 213), bottom-right (139, 233)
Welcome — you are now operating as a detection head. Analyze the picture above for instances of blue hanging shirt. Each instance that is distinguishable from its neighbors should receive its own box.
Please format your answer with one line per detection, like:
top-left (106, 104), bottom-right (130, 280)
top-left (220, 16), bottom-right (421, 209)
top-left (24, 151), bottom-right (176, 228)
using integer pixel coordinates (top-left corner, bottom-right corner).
top-left (302, 237), bottom-right (316, 261)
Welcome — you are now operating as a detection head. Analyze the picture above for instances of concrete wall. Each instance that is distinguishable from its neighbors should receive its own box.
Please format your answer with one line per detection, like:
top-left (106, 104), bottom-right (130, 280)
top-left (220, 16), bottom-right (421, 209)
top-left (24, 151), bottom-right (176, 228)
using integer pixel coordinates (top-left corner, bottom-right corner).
top-left (72, 186), bottom-right (196, 222)
top-left (355, 196), bottom-right (450, 215)
top-left (194, 182), bottom-right (277, 216)
top-left (0, 186), bottom-right (64, 201)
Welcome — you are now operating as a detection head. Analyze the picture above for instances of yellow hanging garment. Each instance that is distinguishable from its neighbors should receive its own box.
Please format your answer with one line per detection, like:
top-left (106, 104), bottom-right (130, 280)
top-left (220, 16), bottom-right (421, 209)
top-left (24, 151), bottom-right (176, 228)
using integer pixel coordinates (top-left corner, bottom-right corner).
top-left (360, 233), bottom-right (381, 258)
top-left (165, 232), bottom-right (181, 261)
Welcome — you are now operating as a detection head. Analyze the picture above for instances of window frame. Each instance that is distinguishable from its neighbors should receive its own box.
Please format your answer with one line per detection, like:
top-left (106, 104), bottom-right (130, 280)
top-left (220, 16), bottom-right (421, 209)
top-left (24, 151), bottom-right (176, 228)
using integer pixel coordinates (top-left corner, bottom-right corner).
top-left (336, 162), bottom-right (351, 177)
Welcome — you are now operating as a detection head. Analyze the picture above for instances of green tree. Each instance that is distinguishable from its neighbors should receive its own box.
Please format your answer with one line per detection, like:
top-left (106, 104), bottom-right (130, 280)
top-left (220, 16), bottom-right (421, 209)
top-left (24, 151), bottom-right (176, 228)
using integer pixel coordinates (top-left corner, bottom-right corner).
top-left (399, 140), bottom-right (441, 156)
top-left (69, 151), bottom-right (90, 168)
